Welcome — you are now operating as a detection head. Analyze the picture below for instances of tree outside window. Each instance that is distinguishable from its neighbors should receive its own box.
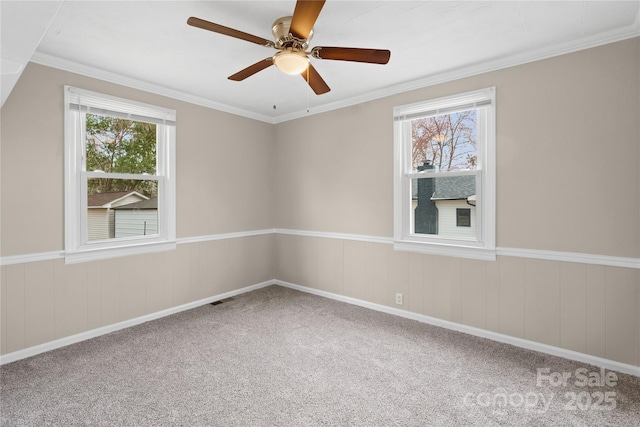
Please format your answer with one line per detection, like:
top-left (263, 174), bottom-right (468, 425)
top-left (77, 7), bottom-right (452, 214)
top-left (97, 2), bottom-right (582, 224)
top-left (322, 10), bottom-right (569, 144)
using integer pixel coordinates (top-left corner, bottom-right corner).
top-left (411, 110), bottom-right (477, 173)
top-left (86, 114), bottom-right (157, 197)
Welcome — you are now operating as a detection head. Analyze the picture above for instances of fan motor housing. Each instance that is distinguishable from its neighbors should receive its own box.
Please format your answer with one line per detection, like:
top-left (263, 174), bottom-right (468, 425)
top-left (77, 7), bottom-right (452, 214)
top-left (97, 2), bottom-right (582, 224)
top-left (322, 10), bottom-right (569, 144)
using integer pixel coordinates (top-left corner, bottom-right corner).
top-left (272, 16), bottom-right (312, 50)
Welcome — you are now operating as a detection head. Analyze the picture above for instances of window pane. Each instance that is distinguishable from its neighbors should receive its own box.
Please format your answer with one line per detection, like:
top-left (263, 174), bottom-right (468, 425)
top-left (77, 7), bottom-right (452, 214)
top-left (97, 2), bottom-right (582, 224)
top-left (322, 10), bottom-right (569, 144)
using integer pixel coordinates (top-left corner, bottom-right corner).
top-left (85, 114), bottom-right (157, 175)
top-left (411, 175), bottom-right (476, 238)
top-left (456, 208), bottom-right (471, 227)
top-left (87, 178), bottom-right (158, 241)
top-left (410, 109), bottom-right (477, 173)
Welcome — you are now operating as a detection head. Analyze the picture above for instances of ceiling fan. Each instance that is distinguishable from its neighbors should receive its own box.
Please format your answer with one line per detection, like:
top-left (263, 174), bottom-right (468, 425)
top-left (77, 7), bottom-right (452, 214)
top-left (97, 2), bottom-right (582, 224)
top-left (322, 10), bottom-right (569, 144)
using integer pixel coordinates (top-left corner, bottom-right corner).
top-left (187, 0), bottom-right (391, 95)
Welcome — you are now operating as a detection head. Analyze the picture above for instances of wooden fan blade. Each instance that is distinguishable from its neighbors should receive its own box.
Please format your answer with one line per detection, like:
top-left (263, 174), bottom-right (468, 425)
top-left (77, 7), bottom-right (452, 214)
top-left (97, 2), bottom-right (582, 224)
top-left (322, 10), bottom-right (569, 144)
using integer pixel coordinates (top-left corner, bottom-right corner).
top-left (313, 47), bottom-right (391, 64)
top-left (301, 63), bottom-right (330, 95)
top-left (290, 0), bottom-right (326, 40)
top-left (228, 58), bottom-right (274, 81)
top-left (187, 17), bottom-right (273, 47)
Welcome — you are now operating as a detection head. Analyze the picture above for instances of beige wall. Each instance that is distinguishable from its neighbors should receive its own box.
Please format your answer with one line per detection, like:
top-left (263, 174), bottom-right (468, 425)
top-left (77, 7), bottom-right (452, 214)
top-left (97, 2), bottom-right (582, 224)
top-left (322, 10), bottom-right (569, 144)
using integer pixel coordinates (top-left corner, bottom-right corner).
top-left (275, 234), bottom-right (639, 367)
top-left (1, 63), bottom-right (275, 355)
top-left (273, 38), bottom-right (640, 368)
top-left (1, 63), bottom-right (275, 256)
top-left (1, 235), bottom-right (274, 355)
top-left (275, 38), bottom-right (640, 258)
top-left (1, 39), bottom-right (639, 369)
top-left (274, 99), bottom-right (394, 238)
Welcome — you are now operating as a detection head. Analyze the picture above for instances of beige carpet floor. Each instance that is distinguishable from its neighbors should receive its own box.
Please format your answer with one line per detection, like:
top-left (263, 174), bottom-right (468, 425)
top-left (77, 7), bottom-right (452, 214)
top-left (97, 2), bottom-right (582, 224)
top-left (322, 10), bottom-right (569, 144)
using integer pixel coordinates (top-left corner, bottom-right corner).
top-left (1, 285), bottom-right (639, 426)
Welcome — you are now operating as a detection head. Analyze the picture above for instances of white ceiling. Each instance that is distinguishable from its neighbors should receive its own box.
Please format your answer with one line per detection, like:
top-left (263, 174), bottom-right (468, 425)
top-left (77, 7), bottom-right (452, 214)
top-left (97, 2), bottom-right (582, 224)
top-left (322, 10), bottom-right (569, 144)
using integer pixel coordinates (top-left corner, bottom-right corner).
top-left (2, 1), bottom-right (639, 122)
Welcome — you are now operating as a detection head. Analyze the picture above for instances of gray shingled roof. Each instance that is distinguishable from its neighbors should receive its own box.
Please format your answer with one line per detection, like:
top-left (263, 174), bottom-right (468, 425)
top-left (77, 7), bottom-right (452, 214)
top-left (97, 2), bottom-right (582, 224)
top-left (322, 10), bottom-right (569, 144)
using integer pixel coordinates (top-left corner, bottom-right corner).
top-left (432, 175), bottom-right (475, 199)
top-left (412, 175), bottom-right (475, 200)
top-left (112, 197), bottom-right (158, 210)
top-left (87, 191), bottom-right (142, 207)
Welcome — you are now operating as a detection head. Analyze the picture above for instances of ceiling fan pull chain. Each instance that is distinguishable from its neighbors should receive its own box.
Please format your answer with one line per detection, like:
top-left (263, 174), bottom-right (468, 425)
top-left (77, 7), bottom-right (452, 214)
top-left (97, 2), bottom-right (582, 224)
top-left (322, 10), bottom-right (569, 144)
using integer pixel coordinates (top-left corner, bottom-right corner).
top-left (273, 66), bottom-right (278, 110)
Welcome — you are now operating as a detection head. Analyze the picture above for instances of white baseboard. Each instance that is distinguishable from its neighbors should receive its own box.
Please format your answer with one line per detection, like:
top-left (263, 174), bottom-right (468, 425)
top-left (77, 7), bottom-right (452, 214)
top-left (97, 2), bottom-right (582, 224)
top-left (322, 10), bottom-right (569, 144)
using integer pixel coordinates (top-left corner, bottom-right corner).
top-left (4, 278), bottom-right (639, 378)
top-left (274, 280), bottom-right (640, 378)
top-left (0, 280), bottom-right (274, 365)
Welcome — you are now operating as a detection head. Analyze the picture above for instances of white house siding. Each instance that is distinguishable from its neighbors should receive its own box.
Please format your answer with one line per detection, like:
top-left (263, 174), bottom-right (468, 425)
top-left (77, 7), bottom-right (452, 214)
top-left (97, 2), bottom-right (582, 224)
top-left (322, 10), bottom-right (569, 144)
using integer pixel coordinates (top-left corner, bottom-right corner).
top-left (111, 194), bottom-right (146, 208)
top-left (435, 200), bottom-right (476, 238)
top-left (114, 210), bottom-right (158, 238)
top-left (87, 194), bottom-right (148, 241)
top-left (87, 208), bottom-right (109, 240)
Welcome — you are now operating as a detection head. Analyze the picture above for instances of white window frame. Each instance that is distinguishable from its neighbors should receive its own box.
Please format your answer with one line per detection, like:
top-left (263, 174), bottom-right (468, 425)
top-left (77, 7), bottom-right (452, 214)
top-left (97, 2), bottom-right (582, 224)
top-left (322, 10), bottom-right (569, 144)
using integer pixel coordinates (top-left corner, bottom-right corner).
top-left (64, 86), bottom-right (176, 264)
top-left (393, 87), bottom-right (496, 261)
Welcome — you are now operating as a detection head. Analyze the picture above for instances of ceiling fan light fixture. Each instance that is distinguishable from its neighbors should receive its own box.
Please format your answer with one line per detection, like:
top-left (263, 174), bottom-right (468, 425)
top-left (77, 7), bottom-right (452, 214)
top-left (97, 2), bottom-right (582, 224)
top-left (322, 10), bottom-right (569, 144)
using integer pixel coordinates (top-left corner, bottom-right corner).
top-left (273, 50), bottom-right (309, 75)
top-left (188, 1), bottom-right (391, 95)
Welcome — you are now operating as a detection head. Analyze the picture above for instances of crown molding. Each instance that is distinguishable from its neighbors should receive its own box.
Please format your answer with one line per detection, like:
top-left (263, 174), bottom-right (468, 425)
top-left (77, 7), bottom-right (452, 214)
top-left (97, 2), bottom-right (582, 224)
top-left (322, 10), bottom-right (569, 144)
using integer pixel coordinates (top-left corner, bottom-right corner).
top-left (29, 24), bottom-right (638, 124)
top-left (273, 25), bottom-right (640, 123)
top-left (29, 52), bottom-right (276, 124)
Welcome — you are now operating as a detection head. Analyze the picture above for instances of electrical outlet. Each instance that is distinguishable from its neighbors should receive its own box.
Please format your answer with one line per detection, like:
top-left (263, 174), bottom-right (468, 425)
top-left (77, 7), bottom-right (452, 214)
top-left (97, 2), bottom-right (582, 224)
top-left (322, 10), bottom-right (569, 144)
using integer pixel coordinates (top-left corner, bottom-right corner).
top-left (395, 293), bottom-right (403, 305)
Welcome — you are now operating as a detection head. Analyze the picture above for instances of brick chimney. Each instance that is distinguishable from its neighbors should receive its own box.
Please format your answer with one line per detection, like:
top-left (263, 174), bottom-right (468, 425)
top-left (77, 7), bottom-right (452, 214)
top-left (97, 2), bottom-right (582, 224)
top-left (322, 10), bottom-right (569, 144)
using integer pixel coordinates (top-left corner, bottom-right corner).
top-left (414, 160), bottom-right (437, 234)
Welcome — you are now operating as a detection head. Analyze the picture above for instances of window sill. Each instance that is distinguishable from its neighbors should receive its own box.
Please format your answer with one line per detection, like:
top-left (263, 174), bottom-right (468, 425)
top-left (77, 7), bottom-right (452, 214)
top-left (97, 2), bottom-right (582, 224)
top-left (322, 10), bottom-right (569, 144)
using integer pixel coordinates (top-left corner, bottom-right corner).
top-left (393, 240), bottom-right (496, 261)
top-left (65, 240), bottom-right (176, 264)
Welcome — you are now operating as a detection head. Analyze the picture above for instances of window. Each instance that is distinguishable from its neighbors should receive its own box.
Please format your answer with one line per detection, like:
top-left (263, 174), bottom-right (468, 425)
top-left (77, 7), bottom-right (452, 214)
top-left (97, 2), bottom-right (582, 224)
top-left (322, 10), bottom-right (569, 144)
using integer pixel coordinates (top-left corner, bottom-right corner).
top-left (393, 87), bottom-right (495, 260)
top-left (456, 208), bottom-right (471, 227)
top-left (64, 86), bottom-right (176, 263)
